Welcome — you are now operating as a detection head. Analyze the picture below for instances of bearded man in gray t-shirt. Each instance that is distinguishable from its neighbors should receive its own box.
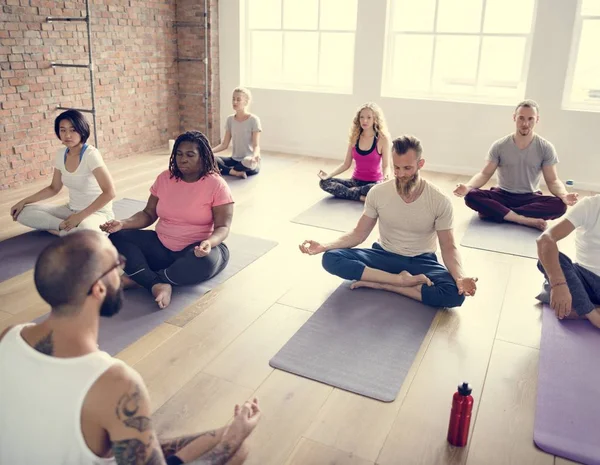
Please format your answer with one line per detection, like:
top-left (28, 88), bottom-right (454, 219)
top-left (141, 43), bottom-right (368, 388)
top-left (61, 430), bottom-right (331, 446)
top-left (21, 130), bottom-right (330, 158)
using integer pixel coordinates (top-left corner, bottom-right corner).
top-left (453, 100), bottom-right (578, 231)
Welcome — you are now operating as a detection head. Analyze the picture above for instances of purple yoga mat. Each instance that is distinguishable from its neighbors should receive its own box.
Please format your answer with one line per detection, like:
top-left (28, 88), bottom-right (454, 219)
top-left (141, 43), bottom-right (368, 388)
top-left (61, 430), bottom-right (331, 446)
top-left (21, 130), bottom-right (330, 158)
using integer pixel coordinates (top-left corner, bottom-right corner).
top-left (0, 231), bottom-right (56, 282)
top-left (0, 198), bottom-right (148, 284)
top-left (534, 305), bottom-right (600, 465)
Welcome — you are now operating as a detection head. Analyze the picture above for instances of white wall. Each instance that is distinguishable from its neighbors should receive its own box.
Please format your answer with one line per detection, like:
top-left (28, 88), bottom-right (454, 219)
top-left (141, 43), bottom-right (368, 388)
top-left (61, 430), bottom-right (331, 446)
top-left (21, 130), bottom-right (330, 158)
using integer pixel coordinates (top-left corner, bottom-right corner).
top-left (219, 0), bottom-right (600, 191)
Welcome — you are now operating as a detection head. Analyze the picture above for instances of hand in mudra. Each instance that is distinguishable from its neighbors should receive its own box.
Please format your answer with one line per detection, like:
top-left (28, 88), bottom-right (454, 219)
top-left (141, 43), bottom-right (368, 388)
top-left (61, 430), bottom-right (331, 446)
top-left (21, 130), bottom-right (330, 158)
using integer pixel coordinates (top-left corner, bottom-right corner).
top-left (453, 184), bottom-right (470, 198)
top-left (194, 240), bottom-right (211, 257)
top-left (318, 170), bottom-right (329, 180)
top-left (100, 220), bottom-right (123, 234)
top-left (457, 277), bottom-right (478, 296)
top-left (299, 240), bottom-right (326, 255)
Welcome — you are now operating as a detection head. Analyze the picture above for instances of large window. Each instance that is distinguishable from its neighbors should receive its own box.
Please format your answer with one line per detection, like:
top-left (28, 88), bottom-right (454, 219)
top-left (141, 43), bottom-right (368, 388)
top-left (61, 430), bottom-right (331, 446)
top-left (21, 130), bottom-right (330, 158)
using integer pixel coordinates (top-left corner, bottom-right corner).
top-left (382, 0), bottom-right (537, 103)
top-left (243, 0), bottom-right (358, 93)
top-left (564, 0), bottom-right (600, 110)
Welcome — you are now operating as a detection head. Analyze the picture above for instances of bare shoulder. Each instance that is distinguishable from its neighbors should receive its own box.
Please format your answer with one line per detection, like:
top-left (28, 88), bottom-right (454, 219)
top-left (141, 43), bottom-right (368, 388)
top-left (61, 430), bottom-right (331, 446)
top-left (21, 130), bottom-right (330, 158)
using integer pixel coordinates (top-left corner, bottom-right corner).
top-left (85, 362), bottom-right (149, 418)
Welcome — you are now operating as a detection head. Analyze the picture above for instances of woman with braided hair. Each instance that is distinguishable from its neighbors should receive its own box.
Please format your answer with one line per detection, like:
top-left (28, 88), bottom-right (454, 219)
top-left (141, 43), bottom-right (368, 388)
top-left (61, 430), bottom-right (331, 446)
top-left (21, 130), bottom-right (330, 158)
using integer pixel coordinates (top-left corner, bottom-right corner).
top-left (101, 131), bottom-right (233, 309)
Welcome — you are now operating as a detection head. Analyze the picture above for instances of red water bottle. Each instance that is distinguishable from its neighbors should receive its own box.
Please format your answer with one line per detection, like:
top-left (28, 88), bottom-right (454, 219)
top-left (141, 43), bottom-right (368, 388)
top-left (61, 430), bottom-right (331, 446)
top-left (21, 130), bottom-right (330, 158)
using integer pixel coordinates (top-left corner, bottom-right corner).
top-left (447, 382), bottom-right (474, 447)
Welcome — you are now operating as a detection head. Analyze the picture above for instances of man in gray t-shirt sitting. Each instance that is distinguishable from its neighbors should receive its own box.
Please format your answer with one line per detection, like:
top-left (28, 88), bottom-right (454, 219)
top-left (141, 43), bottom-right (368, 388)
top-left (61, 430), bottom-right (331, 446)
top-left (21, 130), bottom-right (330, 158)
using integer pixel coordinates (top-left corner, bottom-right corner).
top-left (454, 100), bottom-right (578, 231)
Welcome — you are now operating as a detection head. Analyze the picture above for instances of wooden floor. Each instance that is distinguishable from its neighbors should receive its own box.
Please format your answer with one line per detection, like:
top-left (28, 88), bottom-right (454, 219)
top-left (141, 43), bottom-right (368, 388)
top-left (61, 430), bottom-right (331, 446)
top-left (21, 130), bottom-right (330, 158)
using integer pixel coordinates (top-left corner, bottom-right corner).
top-left (0, 148), bottom-right (592, 465)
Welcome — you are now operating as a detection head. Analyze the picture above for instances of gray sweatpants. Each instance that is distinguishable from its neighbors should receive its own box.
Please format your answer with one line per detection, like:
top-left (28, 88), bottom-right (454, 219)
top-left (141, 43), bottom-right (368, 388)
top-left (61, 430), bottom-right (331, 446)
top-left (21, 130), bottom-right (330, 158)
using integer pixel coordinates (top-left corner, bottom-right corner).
top-left (537, 252), bottom-right (600, 316)
top-left (16, 204), bottom-right (113, 236)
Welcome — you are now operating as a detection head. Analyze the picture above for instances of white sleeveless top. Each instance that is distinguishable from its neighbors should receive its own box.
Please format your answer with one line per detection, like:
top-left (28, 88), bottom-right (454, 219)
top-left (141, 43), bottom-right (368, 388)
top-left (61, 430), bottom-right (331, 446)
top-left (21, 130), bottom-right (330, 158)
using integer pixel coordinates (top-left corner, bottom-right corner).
top-left (0, 324), bottom-right (119, 465)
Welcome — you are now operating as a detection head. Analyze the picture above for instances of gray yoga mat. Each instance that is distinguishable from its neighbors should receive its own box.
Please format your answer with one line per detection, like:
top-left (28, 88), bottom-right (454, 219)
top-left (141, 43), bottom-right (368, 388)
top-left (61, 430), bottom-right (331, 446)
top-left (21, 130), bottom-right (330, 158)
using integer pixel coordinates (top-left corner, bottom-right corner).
top-left (534, 305), bottom-right (600, 465)
top-left (291, 197), bottom-right (365, 232)
top-left (34, 231), bottom-right (278, 355)
top-left (224, 155), bottom-right (295, 192)
top-left (269, 281), bottom-right (438, 402)
top-left (460, 213), bottom-right (541, 259)
top-left (0, 198), bottom-right (150, 284)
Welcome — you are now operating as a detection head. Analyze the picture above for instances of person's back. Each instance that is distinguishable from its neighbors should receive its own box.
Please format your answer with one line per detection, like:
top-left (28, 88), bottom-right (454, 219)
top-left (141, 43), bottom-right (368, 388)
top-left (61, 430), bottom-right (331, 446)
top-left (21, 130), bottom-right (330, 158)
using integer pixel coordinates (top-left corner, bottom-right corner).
top-left (0, 323), bottom-right (120, 465)
top-left (0, 230), bottom-right (260, 465)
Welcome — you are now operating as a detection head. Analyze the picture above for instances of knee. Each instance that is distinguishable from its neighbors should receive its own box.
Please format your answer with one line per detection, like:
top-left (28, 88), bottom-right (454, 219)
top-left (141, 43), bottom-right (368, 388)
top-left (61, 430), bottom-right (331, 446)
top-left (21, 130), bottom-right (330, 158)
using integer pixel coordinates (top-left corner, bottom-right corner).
top-left (319, 178), bottom-right (329, 190)
top-left (464, 189), bottom-right (483, 208)
top-left (424, 283), bottom-right (465, 308)
top-left (321, 250), bottom-right (342, 274)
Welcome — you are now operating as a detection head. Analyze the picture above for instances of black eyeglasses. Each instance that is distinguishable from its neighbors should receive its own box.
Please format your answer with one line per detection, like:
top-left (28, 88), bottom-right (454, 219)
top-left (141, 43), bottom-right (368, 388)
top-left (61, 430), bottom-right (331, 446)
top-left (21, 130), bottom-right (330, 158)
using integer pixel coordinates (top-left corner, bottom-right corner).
top-left (87, 254), bottom-right (127, 295)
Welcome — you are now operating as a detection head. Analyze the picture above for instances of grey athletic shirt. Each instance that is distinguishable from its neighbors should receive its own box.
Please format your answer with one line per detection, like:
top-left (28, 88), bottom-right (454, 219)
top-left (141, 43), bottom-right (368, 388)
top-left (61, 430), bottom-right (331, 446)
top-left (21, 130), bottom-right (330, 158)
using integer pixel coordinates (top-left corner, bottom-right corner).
top-left (225, 114), bottom-right (262, 161)
top-left (486, 133), bottom-right (558, 194)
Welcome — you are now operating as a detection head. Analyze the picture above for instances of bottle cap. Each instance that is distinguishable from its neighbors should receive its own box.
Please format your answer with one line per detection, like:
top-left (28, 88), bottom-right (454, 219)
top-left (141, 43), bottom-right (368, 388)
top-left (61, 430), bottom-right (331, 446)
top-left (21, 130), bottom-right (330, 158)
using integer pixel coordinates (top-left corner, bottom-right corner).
top-left (565, 180), bottom-right (574, 186)
top-left (458, 382), bottom-right (472, 396)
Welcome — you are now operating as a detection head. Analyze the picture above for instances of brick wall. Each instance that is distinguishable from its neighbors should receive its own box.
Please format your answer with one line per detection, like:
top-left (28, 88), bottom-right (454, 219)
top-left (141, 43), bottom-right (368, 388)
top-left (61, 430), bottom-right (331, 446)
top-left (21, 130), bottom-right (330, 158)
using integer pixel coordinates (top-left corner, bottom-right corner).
top-left (0, 0), bottom-right (220, 190)
top-left (176, 0), bottom-right (220, 144)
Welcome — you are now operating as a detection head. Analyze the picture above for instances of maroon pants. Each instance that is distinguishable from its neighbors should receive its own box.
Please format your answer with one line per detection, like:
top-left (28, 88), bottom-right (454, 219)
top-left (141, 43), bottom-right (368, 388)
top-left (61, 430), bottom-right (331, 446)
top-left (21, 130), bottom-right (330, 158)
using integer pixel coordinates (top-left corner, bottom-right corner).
top-left (464, 187), bottom-right (566, 222)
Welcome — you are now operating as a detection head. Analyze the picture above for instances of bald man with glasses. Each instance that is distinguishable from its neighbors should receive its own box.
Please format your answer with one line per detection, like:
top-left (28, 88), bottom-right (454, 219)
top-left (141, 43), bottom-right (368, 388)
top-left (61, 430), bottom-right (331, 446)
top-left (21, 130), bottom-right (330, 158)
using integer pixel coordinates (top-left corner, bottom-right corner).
top-left (0, 230), bottom-right (260, 465)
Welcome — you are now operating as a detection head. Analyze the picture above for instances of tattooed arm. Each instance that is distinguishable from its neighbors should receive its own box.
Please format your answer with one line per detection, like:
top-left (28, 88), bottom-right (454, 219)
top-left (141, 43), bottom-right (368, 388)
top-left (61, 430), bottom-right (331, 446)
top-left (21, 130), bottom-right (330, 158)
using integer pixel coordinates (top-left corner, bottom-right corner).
top-left (102, 366), bottom-right (166, 465)
top-left (100, 365), bottom-right (260, 465)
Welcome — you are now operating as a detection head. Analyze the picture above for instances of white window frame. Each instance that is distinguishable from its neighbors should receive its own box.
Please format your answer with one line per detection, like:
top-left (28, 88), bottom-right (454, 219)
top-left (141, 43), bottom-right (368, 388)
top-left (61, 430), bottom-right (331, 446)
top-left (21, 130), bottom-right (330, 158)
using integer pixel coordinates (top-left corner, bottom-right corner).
top-left (381, 0), bottom-right (538, 105)
top-left (562, 1), bottom-right (600, 112)
top-left (242, 0), bottom-right (357, 94)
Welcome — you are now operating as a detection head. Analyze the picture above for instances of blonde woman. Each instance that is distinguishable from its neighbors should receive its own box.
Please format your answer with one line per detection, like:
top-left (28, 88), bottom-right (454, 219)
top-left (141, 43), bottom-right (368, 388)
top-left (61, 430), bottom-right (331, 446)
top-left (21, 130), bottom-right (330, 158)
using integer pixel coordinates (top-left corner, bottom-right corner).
top-left (318, 102), bottom-right (391, 202)
top-left (212, 87), bottom-right (262, 179)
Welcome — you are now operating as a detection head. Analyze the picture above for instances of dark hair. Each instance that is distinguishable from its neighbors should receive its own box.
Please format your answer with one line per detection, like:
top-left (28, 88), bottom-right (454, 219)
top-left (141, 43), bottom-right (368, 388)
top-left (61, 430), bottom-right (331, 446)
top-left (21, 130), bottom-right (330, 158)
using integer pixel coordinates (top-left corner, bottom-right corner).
top-left (515, 99), bottom-right (539, 114)
top-left (54, 109), bottom-right (91, 144)
top-left (169, 130), bottom-right (219, 180)
top-left (392, 135), bottom-right (423, 159)
top-left (34, 231), bottom-right (104, 312)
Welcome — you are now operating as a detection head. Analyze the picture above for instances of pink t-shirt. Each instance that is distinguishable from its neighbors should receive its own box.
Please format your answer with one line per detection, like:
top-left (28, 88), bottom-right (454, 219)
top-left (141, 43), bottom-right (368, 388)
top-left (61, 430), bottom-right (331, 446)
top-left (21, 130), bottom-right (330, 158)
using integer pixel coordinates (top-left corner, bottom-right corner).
top-left (150, 170), bottom-right (234, 251)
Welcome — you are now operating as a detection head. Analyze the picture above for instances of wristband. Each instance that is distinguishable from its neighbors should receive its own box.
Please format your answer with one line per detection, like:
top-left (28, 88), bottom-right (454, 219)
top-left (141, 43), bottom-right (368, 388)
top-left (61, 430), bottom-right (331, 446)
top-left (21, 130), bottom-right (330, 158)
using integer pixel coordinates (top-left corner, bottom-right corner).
top-left (550, 281), bottom-right (567, 289)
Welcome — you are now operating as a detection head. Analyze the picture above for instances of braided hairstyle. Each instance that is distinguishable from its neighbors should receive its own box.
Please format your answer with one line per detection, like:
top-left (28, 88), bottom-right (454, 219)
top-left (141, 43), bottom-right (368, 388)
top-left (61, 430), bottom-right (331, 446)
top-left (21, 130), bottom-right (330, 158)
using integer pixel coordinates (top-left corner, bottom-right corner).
top-left (169, 130), bottom-right (219, 181)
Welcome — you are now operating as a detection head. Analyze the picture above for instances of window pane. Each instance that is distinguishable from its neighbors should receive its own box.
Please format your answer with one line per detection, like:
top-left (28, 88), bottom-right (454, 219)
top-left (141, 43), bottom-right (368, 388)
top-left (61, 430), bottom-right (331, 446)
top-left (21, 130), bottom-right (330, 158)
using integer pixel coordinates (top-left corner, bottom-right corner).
top-left (283, 0), bottom-right (318, 30)
top-left (392, 0), bottom-right (436, 32)
top-left (391, 34), bottom-right (434, 92)
top-left (320, 0), bottom-right (358, 30)
top-left (479, 37), bottom-right (526, 87)
top-left (319, 32), bottom-right (355, 89)
top-left (250, 31), bottom-right (283, 83)
top-left (581, 0), bottom-right (600, 16)
top-left (571, 19), bottom-right (600, 102)
top-left (283, 31), bottom-right (318, 85)
top-left (437, 0), bottom-right (483, 33)
top-left (483, 0), bottom-right (535, 34)
top-left (432, 35), bottom-right (479, 93)
top-left (248, 0), bottom-right (281, 29)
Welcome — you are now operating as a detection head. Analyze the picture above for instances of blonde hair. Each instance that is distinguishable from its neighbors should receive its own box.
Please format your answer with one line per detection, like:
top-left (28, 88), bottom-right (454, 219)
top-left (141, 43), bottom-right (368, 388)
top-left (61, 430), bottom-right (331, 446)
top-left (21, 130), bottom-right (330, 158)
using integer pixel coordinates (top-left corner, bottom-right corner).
top-left (348, 102), bottom-right (389, 146)
top-left (233, 86), bottom-right (252, 107)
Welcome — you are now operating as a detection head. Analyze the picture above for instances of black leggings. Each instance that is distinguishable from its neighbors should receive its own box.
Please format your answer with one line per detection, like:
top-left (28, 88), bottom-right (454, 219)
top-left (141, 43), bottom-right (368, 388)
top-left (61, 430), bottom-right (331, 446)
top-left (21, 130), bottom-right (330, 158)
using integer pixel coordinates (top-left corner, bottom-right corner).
top-left (319, 177), bottom-right (377, 201)
top-left (109, 230), bottom-right (229, 290)
top-left (216, 156), bottom-right (260, 176)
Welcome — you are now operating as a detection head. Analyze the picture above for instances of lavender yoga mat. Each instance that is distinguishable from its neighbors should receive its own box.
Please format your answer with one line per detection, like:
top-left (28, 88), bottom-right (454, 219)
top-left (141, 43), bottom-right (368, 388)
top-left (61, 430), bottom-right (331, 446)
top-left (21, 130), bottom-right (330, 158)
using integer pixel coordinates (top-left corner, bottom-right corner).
top-left (0, 198), bottom-right (147, 283)
top-left (534, 305), bottom-right (600, 465)
top-left (270, 281), bottom-right (438, 402)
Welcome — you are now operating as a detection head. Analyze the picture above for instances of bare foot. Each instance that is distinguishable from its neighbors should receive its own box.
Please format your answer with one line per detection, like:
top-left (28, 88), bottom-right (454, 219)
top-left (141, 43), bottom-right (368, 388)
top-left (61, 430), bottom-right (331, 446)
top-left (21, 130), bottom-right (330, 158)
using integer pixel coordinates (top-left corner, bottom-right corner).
top-left (230, 169), bottom-right (247, 179)
top-left (520, 217), bottom-right (547, 231)
top-left (350, 280), bottom-right (383, 290)
top-left (359, 195), bottom-right (366, 202)
top-left (151, 283), bottom-right (172, 309)
top-left (396, 270), bottom-right (433, 287)
top-left (121, 275), bottom-right (141, 290)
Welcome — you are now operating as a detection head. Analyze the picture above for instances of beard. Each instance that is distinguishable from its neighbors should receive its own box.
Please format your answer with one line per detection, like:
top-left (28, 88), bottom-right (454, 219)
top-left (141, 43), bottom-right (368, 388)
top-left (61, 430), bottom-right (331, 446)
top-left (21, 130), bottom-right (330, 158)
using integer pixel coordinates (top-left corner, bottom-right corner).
top-left (100, 283), bottom-right (124, 317)
top-left (395, 172), bottom-right (420, 196)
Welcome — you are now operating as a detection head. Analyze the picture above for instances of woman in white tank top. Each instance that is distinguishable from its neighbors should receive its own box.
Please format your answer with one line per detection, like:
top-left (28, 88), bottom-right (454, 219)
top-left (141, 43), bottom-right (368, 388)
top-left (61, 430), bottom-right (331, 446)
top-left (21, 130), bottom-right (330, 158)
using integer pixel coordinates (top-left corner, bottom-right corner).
top-left (9, 109), bottom-right (116, 235)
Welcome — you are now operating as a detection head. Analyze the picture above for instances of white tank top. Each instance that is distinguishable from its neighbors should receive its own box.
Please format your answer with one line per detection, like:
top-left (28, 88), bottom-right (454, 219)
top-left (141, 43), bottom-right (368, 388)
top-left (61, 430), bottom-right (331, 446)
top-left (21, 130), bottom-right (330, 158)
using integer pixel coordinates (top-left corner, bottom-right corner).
top-left (0, 324), bottom-right (119, 465)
